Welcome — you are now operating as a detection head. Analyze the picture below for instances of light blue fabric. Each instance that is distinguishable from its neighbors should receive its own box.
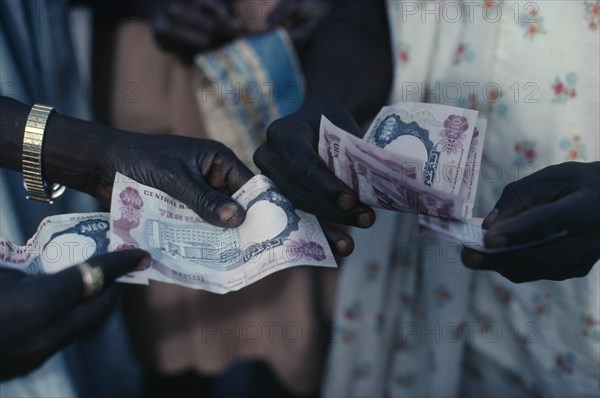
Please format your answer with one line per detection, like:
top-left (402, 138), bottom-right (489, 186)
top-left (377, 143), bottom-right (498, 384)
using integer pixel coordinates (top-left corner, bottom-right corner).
top-left (196, 28), bottom-right (304, 150)
top-left (0, 2), bottom-right (142, 397)
top-left (0, 0), bottom-right (96, 242)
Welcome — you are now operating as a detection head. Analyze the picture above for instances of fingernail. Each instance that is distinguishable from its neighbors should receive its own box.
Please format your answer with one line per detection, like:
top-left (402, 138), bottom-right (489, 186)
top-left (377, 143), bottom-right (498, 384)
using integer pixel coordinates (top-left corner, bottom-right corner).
top-left (485, 231), bottom-right (507, 248)
top-left (219, 204), bottom-right (240, 223)
top-left (337, 193), bottom-right (355, 210)
top-left (357, 212), bottom-right (373, 228)
top-left (335, 240), bottom-right (348, 255)
top-left (138, 255), bottom-right (151, 270)
top-left (482, 208), bottom-right (499, 228)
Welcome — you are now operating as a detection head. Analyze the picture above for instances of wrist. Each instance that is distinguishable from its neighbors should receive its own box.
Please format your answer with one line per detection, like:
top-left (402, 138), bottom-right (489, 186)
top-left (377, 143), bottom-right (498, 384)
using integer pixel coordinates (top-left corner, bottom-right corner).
top-left (299, 93), bottom-right (343, 123)
top-left (43, 114), bottom-right (119, 196)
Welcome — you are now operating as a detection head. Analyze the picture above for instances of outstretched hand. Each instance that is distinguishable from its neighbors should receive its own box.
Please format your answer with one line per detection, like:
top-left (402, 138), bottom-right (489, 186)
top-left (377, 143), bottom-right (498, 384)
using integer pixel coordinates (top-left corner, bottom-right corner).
top-left (0, 250), bottom-right (149, 380)
top-left (462, 162), bottom-right (600, 282)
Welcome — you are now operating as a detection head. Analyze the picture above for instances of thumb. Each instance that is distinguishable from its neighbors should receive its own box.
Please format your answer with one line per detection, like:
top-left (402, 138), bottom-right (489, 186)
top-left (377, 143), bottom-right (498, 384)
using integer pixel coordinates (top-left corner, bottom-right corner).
top-left (153, 168), bottom-right (247, 228)
top-left (189, 179), bottom-right (247, 228)
top-left (482, 170), bottom-right (559, 229)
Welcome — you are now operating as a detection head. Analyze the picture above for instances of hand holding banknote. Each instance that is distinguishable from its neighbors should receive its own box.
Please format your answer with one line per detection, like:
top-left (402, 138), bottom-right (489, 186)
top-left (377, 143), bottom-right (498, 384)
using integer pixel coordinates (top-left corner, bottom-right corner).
top-left (92, 133), bottom-right (254, 228)
top-left (0, 97), bottom-right (254, 228)
top-left (461, 162), bottom-right (600, 282)
top-left (254, 103), bottom-right (376, 256)
top-left (0, 250), bottom-right (149, 380)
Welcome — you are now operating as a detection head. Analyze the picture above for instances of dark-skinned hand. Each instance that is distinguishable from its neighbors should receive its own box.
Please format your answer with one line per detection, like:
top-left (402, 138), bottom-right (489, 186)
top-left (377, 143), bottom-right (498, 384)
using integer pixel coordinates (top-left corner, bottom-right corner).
top-left (254, 102), bottom-right (376, 256)
top-left (89, 132), bottom-right (255, 228)
top-left (268, 0), bottom-right (332, 49)
top-left (0, 250), bottom-right (150, 380)
top-left (462, 162), bottom-right (600, 283)
top-left (0, 96), bottom-right (255, 229)
top-left (150, 0), bottom-right (243, 59)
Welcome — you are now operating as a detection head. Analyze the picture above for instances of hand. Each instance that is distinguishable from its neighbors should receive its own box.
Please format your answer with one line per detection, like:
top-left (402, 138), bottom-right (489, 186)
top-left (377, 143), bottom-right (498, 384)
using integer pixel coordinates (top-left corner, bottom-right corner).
top-left (0, 97), bottom-right (253, 229)
top-left (150, 0), bottom-right (243, 59)
top-left (90, 133), bottom-right (254, 228)
top-left (462, 162), bottom-right (600, 282)
top-left (268, 0), bottom-right (332, 49)
top-left (253, 102), bottom-right (375, 256)
top-left (0, 250), bottom-right (150, 380)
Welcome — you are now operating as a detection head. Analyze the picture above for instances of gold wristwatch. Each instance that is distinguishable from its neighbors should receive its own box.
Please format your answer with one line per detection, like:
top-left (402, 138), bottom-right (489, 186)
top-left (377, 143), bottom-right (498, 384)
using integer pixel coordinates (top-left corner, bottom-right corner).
top-left (22, 104), bottom-right (66, 203)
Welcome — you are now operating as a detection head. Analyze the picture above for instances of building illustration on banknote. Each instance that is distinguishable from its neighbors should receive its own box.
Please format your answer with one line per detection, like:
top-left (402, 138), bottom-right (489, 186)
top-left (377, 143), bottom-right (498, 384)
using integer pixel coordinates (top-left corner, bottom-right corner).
top-left (147, 220), bottom-right (241, 266)
top-left (140, 185), bottom-right (301, 271)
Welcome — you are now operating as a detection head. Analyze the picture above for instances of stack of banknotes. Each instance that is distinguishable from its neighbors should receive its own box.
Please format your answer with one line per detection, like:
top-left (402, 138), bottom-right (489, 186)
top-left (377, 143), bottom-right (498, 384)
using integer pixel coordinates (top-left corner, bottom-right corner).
top-left (319, 102), bottom-right (487, 220)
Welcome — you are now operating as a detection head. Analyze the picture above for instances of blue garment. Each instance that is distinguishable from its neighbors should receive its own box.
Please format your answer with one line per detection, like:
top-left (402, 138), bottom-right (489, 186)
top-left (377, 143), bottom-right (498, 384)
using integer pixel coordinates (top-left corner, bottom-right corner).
top-left (1, 3), bottom-right (142, 397)
top-left (0, 0), bottom-right (95, 241)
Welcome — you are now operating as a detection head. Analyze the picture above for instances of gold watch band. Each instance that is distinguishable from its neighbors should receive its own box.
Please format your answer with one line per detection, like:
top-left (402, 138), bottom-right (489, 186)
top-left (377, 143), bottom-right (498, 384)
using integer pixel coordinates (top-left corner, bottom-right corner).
top-left (22, 104), bottom-right (66, 203)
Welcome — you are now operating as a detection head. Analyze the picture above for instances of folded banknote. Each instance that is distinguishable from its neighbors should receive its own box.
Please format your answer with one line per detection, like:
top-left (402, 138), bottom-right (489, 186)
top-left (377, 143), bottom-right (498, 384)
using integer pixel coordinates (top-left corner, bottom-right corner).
top-left (319, 102), bottom-right (487, 220)
top-left (417, 215), bottom-right (568, 254)
top-left (0, 174), bottom-right (336, 294)
top-left (109, 173), bottom-right (336, 293)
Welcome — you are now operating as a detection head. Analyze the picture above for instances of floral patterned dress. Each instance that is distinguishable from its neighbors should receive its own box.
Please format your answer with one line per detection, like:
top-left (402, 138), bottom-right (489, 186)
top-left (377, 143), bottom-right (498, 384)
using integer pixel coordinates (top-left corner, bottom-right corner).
top-left (323, 1), bottom-right (600, 397)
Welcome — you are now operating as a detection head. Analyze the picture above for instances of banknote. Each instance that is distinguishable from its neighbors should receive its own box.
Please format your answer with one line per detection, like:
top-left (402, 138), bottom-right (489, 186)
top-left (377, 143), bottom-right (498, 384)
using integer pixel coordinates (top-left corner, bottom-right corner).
top-left (0, 175), bottom-right (336, 293)
top-left (319, 113), bottom-right (483, 219)
top-left (318, 116), bottom-right (343, 176)
top-left (363, 102), bottom-right (479, 196)
top-left (0, 212), bottom-right (112, 275)
top-left (338, 126), bottom-right (464, 218)
top-left (459, 118), bottom-right (487, 219)
top-left (109, 173), bottom-right (336, 293)
top-left (418, 215), bottom-right (568, 254)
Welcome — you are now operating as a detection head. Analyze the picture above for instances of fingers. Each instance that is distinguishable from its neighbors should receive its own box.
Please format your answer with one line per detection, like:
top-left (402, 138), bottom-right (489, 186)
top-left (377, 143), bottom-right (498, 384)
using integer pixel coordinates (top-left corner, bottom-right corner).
top-left (254, 144), bottom-right (374, 227)
top-left (43, 285), bottom-right (121, 353)
top-left (198, 146), bottom-right (253, 226)
top-left (255, 142), bottom-right (353, 209)
top-left (264, 116), bottom-right (359, 205)
top-left (483, 193), bottom-right (583, 248)
top-left (1, 285), bottom-right (121, 380)
top-left (255, 109), bottom-right (377, 228)
top-left (5, 250), bottom-right (149, 334)
top-left (204, 146), bottom-right (255, 193)
top-left (482, 164), bottom-right (573, 229)
top-left (461, 235), bottom-right (598, 282)
top-left (321, 221), bottom-right (354, 257)
top-left (86, 249), bottom-right (151, 282)
top-left (152, 0), bottom-right (241, 54)
top-left (183, 169), bottom-right (247, 228)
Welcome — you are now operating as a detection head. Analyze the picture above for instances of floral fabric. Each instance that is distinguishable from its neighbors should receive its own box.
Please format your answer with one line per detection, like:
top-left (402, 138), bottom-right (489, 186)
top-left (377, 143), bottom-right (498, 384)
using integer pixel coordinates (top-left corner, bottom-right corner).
top-left (323, 1), bottom-right (600, 397)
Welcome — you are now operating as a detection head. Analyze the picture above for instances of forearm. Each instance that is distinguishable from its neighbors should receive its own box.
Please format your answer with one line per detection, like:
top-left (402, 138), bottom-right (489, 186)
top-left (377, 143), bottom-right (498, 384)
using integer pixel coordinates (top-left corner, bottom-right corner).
top-left (299, 0), bottom-right (392, 126)
top-left (0, 96), bottom-right (117, 195)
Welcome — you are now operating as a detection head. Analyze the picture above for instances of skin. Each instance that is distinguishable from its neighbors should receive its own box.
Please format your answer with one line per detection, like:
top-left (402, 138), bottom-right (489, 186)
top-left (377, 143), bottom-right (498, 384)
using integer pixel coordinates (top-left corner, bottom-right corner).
top-left (0, 96), bottom-right (254, 227)
top-left (150, 0), bottom-right (243, 60)
top-left (253, 2), bottom-right (599, 279)
top-left (462, 161), bottom-right (600, 283)
top-left (0, 250), bottom-right (150, 380)
top-left (146, 0), bottom-right (358, 254)
top-left (0, 95), bottom-right (254, 378)
top-left (254, 0), bottom-right (393, 256)
top-left (149, 0), bottom-right (330, 60)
